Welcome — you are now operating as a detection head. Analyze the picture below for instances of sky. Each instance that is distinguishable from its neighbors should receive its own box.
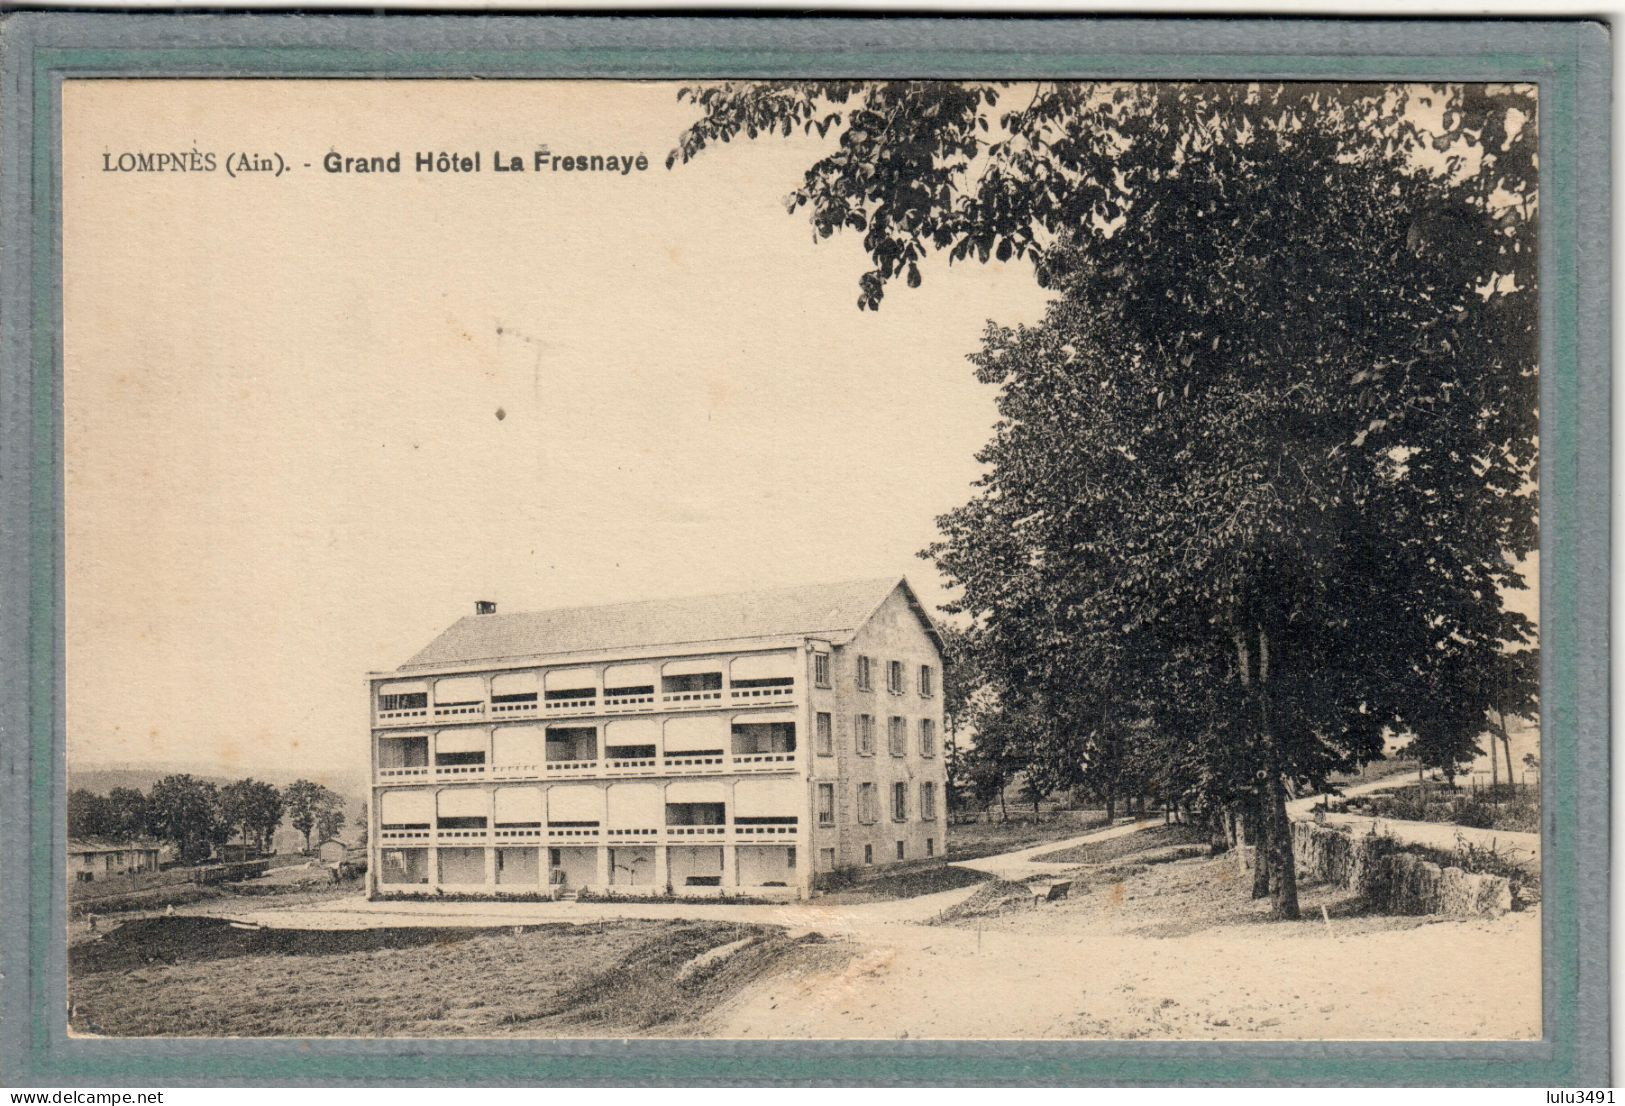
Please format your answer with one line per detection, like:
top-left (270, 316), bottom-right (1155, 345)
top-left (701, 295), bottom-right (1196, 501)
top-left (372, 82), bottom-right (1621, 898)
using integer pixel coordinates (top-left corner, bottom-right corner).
top-left (61, 80), bottom-right (1055, 786)
top-left (61, 79), bottom-right (1540, 790)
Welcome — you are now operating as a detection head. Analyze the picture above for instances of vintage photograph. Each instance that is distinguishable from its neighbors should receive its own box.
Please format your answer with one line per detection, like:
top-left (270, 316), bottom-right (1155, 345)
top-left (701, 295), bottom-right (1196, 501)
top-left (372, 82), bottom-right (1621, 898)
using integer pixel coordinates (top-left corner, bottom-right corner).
top-left (62, 77), bottom-right (1541, 1041)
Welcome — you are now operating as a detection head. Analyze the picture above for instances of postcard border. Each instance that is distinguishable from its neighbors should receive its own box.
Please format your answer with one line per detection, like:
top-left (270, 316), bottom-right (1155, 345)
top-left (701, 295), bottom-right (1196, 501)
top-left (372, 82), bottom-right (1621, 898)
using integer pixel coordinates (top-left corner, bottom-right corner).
top-left (0, 13), bottom-right (1608, 1087)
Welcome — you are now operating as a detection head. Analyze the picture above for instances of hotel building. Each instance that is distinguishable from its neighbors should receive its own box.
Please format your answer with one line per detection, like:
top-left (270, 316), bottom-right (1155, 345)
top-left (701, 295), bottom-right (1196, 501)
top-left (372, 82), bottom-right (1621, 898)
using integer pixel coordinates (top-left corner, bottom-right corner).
top-left (367, 577), bottom-right (947, 900)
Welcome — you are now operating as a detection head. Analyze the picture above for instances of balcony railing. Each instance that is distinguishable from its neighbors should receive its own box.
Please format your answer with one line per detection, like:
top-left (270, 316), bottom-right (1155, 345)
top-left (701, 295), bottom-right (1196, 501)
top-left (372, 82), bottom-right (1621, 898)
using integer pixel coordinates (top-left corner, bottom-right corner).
top-left (543, 694), bottom-right (598, 716)
top-left (381, 753), bottom-right (801, 783)
top-left (733, 823), bottom-right (798, 837)
top-left (732, 752), bottom-right (796, 770)
top-left (604, 756), bottom-right (660, 776)
top-left (603, 691), bottom-right (657, 711)
top-left (730, 685), bottom-right (795, 702)
top-left (433, 701), bottom-right (485, 720)
top-left (379, 681), bottom-right (799, 726)
top-left (376, 824), bottom-right (799, 847)
top-left (661, 689), bottom-right (724, 706)
top-left (663, 753), bottom-right (727, 774)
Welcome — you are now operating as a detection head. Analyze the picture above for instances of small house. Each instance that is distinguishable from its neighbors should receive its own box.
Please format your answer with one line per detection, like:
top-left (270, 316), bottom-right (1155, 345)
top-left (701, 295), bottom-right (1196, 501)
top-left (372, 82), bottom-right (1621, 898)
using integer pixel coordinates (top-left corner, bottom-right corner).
top-left (68, 839), bottom-right (162, 882)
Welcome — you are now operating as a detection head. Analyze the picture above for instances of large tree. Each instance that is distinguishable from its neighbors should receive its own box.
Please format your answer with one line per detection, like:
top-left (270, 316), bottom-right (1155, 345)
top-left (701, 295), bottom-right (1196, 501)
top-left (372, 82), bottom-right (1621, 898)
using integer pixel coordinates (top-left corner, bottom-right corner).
top-left (282, 779), bottom-right (345, 854)
top-left (67, 789), bottom-right (115, 840)
top-left (219, 778), bottom-right (285, 855)
top-left (672, 80), bottom-right (1537, 919)
top-left (146, 774), bottom-right (229, 865)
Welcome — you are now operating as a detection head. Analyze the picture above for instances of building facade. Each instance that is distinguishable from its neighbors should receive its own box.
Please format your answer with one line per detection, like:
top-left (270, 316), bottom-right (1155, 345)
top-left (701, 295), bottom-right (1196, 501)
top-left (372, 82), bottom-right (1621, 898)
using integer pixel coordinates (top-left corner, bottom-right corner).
top-left (68, 840), bottom-right (161, 881)
top-left (368, 577), bottom-right (947, 900)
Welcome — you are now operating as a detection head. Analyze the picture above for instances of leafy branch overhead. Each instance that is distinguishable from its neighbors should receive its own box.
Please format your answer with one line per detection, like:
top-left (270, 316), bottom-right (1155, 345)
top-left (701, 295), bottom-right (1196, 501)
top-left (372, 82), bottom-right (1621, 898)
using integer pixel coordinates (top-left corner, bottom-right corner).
top-left (669, 81), bottom-right (1536, 310)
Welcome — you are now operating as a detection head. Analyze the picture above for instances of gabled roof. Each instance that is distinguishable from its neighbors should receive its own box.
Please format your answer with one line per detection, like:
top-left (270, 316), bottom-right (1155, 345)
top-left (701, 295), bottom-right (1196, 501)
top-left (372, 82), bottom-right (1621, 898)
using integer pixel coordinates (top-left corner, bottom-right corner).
top-left (67, 838), bottom-right (162, 854)
top-left (399, 576), bottom-right (941, 671)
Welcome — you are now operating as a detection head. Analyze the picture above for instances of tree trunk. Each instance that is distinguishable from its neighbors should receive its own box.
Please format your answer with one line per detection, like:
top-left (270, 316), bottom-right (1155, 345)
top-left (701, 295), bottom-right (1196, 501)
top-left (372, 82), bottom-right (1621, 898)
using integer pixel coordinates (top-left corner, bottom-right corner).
top-left (1496, 710), bottom-right (1517, 792)
top-left (1250, 800), bottom-right (1271, 899)
top-left (1105, 795), bottom-right (1116, 822)
top-left (1257, 625), bottom-right (1300, 920)
top-left (1266, 767), bottom-right (1300, 919)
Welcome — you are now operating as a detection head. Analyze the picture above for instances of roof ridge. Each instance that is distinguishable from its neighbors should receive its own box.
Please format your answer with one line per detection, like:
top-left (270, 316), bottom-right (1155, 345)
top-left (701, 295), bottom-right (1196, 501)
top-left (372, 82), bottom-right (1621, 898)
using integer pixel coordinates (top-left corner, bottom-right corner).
top-left (398, 576), bottom-right (915, 670)
top-left (467, 575), bottom-right (900, 621)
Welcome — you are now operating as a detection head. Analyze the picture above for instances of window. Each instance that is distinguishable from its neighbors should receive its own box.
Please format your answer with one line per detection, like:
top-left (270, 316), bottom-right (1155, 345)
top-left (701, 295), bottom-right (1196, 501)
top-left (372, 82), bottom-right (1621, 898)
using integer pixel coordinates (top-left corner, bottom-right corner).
top-left (919, 664), bottom-right (934, 697)
top-left (858, 783), bottom-right (878, 824)
top-left (814, 652), bottom-right (831, 688)
top-left (919, 718), bottom-right (936, 757)
top-left (926, 837), bottom-right (936, 857)
top-left (864, 844), bottom-right (874, 865)
top-left (892, 781), bottom-right (908, 822)
top-left (896, 840), bottom-right (906, 860)
top-left (856, 655), bottom-right (873, 691)
top-left (379, 690), bottom-right (427, 712)
top-left (888, 716), bottom-right (907, 757)
top-left (856, 714), bottom-right (875, 756)
top-left (817, 783), bottom-right (835, 826)
top-left (820, 847), bottom-right (836, 871)
top-left (887, 660), bottom-right (905, 695)
top-left (815, 712), bottom-right (833, 756)
top-left (921, 781), bottom-right (937, 821)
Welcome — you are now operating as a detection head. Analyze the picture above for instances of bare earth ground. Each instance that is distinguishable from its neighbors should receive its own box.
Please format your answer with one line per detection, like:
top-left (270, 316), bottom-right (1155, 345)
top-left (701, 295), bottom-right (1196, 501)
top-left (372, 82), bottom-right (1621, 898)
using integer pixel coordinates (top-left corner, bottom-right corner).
top-left (711, 855), bottom-right (1540, 1040)
top-left (70, 916), bottom-right (843, 1037)
top-left (71, 813), bottom-right (1541, 1040)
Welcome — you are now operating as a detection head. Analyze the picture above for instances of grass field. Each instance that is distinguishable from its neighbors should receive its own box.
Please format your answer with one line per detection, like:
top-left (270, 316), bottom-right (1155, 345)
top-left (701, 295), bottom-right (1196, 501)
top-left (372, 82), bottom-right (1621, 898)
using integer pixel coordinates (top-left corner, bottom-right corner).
top-left (815, 862), bottom-right (990, 904)
top-left (944, 810), bottom-right (1112, 860)
top-left (70, 916), bottom-right (835, 1038)
top-left (1029, 823), bottom-right (1209, 866)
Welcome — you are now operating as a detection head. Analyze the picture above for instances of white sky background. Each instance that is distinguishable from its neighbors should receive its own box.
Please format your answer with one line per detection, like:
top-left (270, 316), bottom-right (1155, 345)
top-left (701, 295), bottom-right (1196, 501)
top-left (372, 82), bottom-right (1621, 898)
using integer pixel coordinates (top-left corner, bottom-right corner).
top-left (62, 81), bottom-right (1054, 785)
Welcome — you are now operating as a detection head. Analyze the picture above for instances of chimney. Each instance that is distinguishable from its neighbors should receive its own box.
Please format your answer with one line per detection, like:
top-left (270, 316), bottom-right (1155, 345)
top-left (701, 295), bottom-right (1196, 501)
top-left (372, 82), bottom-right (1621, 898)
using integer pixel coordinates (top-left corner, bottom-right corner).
top-left (475, 600), bottom-right (497, 616)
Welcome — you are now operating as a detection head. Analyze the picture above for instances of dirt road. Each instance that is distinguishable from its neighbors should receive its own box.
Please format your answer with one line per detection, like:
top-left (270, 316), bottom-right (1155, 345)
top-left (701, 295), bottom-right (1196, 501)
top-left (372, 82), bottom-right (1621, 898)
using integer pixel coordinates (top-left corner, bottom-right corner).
top-left (1288, 773), bottom-right (1542, 871)
top-left (710, 853), bottom-right (1541, 1041)
top-left (189, 818), bottom-right (1540, 1040)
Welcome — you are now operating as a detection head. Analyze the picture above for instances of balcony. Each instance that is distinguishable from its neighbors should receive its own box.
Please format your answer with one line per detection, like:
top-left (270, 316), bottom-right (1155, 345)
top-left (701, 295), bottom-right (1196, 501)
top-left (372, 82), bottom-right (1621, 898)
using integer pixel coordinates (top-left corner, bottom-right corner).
top-left (603, 685), bottom-right (658, 713)
top-left (731, 752), bottom-right (796, 771)
top-left (663, 751), bottom-right (727, 774)
top-left (490, 761), bottom-right (547, 780)
top-left (433, 700), bottom-right (486, 721)
top-left (490, 697), bottom-right (540, 718)
top-left (376, 823), bottom-right (800, 847)
top-left (378, 680), bottom-right (799, 728)
top-left (544, 758), bottom-right (600, 777)
top-left (377, 751), bottom-right (800, 784)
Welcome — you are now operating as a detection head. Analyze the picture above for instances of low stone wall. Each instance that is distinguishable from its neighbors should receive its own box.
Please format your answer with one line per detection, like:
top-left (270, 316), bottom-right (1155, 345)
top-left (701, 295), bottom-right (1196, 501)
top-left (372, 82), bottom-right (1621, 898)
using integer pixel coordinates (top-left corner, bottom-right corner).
top-left (1291, 820), bottom-right (1512, 917)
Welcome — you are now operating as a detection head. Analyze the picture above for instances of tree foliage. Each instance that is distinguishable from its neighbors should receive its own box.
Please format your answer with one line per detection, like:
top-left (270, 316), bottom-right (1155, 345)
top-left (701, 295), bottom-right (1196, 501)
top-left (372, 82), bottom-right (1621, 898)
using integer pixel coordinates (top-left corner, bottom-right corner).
top-left (146, 774), bottom-right (229, 864)
top-left (672, 79), bottom-right (1538, 919)
top-left (283, 779), bottom-right (345, 854)
top-left (219, 778), bottom-right (285, 854)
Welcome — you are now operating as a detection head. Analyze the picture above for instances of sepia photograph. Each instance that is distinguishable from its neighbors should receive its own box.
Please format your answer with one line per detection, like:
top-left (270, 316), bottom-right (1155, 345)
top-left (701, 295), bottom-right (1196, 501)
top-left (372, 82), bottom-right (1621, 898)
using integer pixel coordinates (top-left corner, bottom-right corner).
top-left (57, 72), bottom-right (1547, 1046)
